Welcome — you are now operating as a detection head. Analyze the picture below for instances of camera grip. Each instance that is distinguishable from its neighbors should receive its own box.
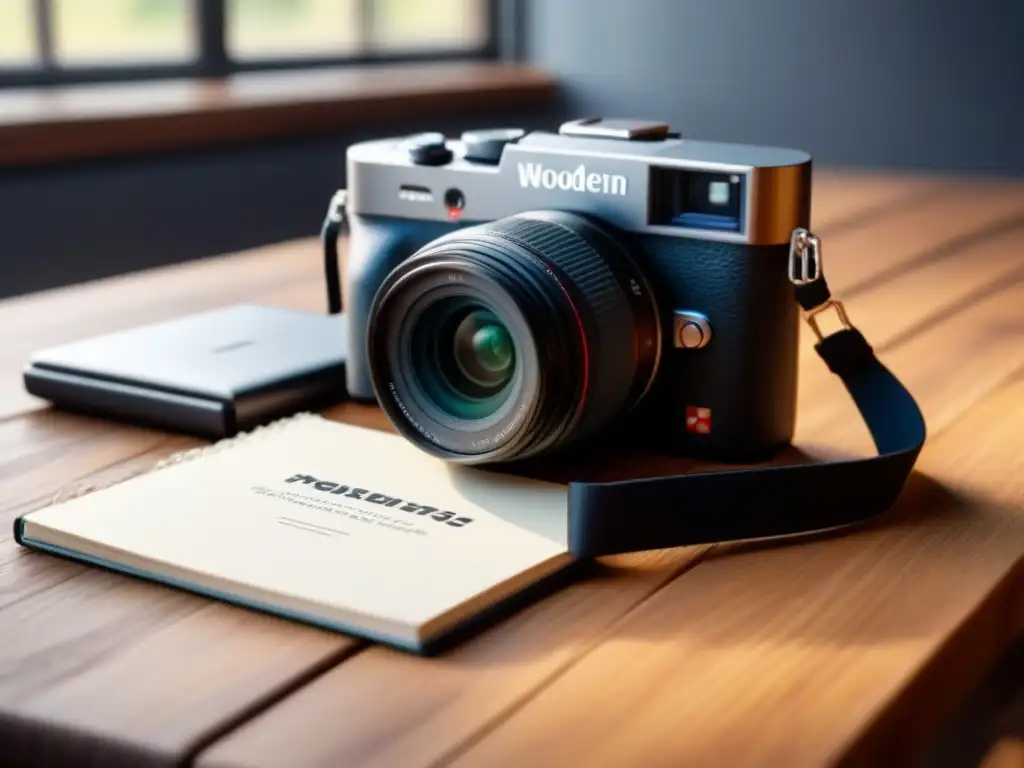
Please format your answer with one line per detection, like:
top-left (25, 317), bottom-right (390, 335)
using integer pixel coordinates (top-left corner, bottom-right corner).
top-left (639, 237), bottom-right (799, 460)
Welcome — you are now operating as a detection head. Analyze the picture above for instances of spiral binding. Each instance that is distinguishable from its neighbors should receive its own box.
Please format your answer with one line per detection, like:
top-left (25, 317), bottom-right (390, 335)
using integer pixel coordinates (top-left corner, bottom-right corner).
top-left (49, 412), bottom-right (320, 506)
top-left (153, 411), bottom-right (317, 469)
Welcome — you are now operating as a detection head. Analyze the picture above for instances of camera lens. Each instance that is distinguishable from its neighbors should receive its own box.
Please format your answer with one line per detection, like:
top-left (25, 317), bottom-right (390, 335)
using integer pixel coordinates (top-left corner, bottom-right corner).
top-left (452, 309), bottom-right (513, 388)
top-left (409, 298), bottom-right (517, 420)
top-left (367, 210), bottom-right (662, 464)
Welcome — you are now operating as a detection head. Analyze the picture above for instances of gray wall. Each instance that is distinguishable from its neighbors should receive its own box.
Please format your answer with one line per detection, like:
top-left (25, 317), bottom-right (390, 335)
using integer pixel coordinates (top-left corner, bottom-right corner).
top-left (524, 0), bottom-right (1024, 176)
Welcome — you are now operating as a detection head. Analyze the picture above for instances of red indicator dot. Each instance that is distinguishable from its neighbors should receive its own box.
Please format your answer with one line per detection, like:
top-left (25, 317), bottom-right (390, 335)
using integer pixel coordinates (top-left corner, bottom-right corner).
top-left (686, 406), bottom-right (711, 434)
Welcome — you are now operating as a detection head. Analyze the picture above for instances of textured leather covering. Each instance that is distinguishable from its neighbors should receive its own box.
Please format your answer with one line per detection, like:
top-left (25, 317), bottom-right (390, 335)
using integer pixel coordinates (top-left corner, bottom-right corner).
top-left (633, 235), bottom-right (799, 459)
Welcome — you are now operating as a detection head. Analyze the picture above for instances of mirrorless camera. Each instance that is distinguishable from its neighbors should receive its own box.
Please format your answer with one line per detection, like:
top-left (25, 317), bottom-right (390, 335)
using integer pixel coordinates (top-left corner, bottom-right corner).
top-left (341, 117), bottom-right (812, 465)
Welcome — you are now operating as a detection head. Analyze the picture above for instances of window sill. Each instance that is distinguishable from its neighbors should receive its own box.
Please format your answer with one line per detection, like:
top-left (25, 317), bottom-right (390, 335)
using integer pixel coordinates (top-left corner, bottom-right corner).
top-left (0, 61), bottom-right (557, 167)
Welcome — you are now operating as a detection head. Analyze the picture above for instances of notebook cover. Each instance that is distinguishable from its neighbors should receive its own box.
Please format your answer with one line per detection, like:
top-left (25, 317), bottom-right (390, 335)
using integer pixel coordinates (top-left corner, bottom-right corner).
top-left (13, 413), bottom-right (577, 654)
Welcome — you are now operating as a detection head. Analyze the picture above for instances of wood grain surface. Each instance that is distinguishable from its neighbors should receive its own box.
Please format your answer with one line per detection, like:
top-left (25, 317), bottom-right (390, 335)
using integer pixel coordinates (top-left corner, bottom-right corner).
top-left (982, 740), bottom-right (1024, 768)
top-left (0, 169), bottom-right (1022, 768)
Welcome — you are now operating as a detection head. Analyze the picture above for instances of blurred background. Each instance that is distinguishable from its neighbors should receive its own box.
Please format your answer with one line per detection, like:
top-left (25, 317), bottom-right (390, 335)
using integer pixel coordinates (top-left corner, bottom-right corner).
top-left (1, 0), bottom-right (1022, 299)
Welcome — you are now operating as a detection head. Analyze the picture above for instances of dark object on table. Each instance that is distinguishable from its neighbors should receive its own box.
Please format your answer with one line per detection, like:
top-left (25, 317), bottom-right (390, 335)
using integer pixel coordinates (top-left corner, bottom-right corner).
top-left (23, 304), bottom-right (347, 439)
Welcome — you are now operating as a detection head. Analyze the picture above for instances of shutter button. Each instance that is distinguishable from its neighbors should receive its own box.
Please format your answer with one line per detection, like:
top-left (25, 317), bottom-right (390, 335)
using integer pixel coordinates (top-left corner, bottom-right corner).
top-left (403, 132), bottom-right (453, 166)
top-left (673, 311), bottom-right (712, 349)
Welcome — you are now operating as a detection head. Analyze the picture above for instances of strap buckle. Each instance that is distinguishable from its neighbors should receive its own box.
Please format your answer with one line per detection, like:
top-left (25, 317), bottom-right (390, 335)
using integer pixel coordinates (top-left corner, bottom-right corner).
top-left (789, 227), bottom-right (854, 342)
top-left (805, 299), bottom-right (853, 343)
top-left (788, 227), bottom-right (821, 284)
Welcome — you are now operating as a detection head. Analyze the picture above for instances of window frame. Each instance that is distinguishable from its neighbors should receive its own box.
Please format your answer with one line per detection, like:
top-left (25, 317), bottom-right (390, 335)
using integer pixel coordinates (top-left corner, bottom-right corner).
top-left (0, 0), bottom-right (505, 88)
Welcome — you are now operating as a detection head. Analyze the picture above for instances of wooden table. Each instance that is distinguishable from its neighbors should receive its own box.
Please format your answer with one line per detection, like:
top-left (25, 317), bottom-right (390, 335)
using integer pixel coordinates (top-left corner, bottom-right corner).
top-left (1, 169), bottom-right (1023, 768)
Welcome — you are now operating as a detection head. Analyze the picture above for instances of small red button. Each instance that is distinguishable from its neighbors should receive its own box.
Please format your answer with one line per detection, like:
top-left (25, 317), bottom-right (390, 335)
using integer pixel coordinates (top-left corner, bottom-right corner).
top-left (685, 406), bottom-right (711, 434)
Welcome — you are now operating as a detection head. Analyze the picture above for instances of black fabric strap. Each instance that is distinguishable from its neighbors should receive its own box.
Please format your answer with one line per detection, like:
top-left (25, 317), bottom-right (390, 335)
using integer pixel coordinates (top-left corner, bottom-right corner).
top-left (566, 276), bottom-right (927, 558)
top-left (322, 190), bottom-right (347, 315)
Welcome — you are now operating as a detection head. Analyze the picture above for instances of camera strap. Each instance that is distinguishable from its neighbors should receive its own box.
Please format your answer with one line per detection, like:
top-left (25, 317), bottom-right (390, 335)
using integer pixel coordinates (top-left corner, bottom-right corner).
top-left (567, 229), bottom-right (927, 557)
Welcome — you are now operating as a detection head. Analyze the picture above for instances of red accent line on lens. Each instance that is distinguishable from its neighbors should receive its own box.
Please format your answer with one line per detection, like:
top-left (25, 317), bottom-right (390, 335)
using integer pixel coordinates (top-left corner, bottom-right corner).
top-left (542, 269), bottom-right (589, 414)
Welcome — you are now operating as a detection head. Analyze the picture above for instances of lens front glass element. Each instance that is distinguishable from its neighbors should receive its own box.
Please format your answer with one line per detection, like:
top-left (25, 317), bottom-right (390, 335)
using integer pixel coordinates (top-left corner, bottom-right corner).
top-left (409, 297), bottom-right (518, 421)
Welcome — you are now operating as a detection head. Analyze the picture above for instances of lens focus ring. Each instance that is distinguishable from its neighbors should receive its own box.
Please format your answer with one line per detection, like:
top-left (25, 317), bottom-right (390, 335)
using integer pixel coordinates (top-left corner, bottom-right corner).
top-left (484, 212), bottom-right (639, 443)
top-left (367, 210), bottom-right (661, 464)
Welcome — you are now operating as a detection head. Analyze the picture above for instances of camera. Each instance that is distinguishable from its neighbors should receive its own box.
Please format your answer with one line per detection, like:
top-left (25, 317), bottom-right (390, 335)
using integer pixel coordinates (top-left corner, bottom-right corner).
top-left (341, 117), bottom-right (812, 466)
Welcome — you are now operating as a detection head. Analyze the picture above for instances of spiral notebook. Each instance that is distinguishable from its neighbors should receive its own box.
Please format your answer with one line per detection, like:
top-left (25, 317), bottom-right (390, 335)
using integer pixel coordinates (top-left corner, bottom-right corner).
top-left (13, 414), bottom-right (575, 654)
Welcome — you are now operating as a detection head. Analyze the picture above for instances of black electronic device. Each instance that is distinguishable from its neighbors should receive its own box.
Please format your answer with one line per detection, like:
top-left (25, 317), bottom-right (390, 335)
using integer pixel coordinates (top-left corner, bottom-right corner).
top-left (23, 304), bottom-right (347, 439)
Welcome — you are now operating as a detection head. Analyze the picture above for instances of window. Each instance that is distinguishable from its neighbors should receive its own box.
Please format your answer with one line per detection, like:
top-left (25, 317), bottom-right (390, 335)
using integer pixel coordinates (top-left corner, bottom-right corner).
top-left (0, 0), bottom-right (496, 88)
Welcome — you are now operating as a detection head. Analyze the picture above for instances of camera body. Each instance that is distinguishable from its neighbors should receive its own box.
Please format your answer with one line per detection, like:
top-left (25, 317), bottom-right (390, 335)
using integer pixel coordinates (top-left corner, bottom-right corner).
top-left (343, 118), bottom-right (812, 463)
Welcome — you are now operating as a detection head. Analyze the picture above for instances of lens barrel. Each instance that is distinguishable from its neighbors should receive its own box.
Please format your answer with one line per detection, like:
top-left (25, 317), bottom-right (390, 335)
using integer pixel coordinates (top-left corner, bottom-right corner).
top-left (366, 210), bottom-right (661, 464)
